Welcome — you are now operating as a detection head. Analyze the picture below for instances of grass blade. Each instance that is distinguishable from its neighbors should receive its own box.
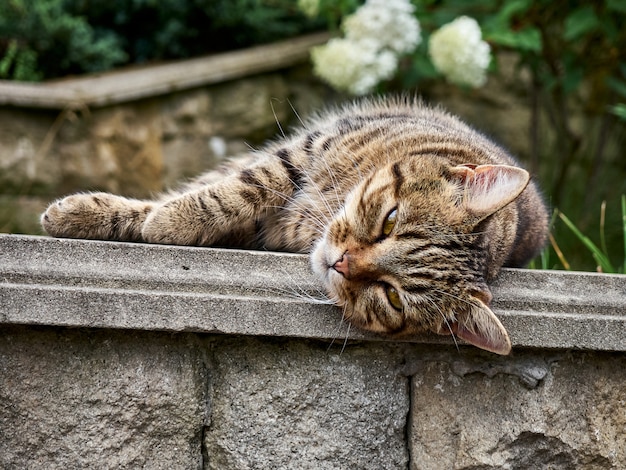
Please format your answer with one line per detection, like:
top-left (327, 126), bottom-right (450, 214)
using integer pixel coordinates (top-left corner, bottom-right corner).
top-left (557, 210), bottom-right (615, 273)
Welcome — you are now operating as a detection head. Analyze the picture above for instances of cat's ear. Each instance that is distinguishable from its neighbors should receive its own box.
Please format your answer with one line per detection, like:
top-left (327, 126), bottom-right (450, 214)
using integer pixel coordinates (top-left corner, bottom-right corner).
top-left (451, 164), bottom-right (530, 218)
top-left (434, 298), bottom-right (512, 355)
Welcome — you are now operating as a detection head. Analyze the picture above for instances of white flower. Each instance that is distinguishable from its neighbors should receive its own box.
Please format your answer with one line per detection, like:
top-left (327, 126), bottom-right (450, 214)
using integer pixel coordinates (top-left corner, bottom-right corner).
top-left (428, 16), bottom-right (491, 88)
top-left (311, 38), bottom-right (398, 95)
top-left (310, 0), bottom-right (420, 95)
top-left (343, 0), bottom-right (421, 55)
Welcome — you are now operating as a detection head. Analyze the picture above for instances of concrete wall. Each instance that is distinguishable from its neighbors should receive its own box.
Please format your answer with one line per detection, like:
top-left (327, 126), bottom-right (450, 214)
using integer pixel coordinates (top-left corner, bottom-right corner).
top-left (1, 234), bottom-right (625, 469)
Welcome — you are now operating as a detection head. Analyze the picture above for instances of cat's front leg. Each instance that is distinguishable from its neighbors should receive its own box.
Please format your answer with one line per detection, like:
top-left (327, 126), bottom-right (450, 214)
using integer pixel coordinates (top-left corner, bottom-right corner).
top-left (142, 161), bottom-right (295, 246)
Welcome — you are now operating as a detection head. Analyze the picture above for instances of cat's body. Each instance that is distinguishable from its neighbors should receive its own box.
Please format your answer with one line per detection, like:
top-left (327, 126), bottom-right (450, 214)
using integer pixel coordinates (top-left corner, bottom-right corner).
top-left (42, 97), bottom-right (548, 355)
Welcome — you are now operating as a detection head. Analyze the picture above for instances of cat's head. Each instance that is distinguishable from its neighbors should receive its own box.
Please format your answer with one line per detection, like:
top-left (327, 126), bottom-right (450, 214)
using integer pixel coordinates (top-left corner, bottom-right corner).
top-left (311, 155), bottom-right (530, 355)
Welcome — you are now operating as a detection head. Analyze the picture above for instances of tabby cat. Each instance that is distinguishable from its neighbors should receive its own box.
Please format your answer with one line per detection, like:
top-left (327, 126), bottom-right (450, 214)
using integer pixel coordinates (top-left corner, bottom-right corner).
top-left (42, 97), bottom-right (548, 355)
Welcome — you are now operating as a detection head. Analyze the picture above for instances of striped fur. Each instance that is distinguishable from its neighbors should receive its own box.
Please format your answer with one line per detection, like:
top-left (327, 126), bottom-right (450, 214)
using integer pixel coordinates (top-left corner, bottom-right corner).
top-left (42, 97), bottom-right (548, 354)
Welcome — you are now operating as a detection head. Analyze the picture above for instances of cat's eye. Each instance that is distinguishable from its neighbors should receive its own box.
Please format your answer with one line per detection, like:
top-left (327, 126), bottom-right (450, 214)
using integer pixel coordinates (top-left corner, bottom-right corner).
top-left (385, 284), bottom-right (403, 311)
top-left (382, 208), bottom-right (397, 237)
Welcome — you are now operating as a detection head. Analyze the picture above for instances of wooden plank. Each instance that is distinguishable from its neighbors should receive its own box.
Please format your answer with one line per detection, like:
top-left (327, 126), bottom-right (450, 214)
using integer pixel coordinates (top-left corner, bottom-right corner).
top-left (0, 32), bottom-right (330, 109)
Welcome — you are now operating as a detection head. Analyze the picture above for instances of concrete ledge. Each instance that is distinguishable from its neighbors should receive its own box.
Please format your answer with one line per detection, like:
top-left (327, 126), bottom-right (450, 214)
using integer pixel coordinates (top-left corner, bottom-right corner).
top-left (1, 234), bottom-right (625, 351)
top-left (0, 33), bottom-right (329, 109)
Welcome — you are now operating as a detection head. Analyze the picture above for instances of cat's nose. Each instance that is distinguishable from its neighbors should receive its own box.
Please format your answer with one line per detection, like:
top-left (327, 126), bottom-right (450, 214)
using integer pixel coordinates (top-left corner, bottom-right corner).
top-left (333, 253), bottom-right (349, 277)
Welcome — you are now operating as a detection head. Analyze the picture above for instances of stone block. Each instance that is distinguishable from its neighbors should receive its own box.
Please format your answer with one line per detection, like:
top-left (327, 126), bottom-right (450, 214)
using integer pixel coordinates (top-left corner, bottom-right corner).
top-left (209, 75), bottom-right (290, 139)
top-left (204, 337), bottom-right (410, 469)
top-left (407, 349), bottom-right (626, 469)
top-left (0, 327), bottom-right (208, 469)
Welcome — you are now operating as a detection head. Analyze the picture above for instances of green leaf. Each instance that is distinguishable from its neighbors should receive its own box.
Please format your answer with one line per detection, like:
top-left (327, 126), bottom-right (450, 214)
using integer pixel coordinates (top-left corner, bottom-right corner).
top-left (486, 28), bottom-right (542, 52)
top-left (609, 104), bottom-right (626, 121)
top-left (487, 0), bottom-right (534, 25)
top-left (564, 6), bottom-right (600, 41)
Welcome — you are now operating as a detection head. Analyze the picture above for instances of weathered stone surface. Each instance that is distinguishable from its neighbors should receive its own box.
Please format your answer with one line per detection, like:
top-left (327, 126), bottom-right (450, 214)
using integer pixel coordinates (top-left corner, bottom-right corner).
top-left (65, 101), bottom-right (163, 196)
top-left (0, 326), bottom-right (208, 469)
top-left (0, 108), bottom-right (60, 193)
top-left (204, 337), bottom-right (410, 469)
top-left (2, 235), bottom-right (625, 351)
top-left (408, 349), bottom-right (626, 469)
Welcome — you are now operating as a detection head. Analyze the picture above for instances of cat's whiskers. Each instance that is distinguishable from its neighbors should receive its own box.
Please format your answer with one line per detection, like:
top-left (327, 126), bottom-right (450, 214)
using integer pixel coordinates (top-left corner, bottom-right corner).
top-left (244, 183), bottom-right (330, 233)
top-left (286, 98), bottom-right (306, 128)
top-left (327, 304), bottom-right (351, 352)
top-left (268, 204), bottom-right (327, 236)
top-left (340, 322), bottom-right (351, 355)
top-left (318, 150), bottom-right (343, 210)
top-left (267, 281), bottom-right (337, 306)
top-left (283, 271), bottom-right (338, 303)
top-left (275, 288), bottom-right (337, 305)
top-left (298, 172), bottom-right (337, 224)
top-left (269, 170), bottom-right (335, 226)
top-left (324, 147), bottom-right (367, 220)
top-left (270, 98), bottom-right (286, 138)
top-left (433, 300), bottom-right (460, 352)
top-left (430, 287), bottom-right (481, 309)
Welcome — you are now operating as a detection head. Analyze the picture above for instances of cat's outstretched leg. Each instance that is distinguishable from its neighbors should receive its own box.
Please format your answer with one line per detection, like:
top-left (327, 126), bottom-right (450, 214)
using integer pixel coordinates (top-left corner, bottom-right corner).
top-left (41, 192), bottom-right (154, 242)
top-left (141, 156), bottom-right (297, 246)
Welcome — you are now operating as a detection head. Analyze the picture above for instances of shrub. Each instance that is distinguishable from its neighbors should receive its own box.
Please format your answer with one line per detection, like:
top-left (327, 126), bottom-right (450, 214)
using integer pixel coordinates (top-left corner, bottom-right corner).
top-left (0, 0), bottom-right (323, 81)
top-left (0, 0), bottom-right (127, 81)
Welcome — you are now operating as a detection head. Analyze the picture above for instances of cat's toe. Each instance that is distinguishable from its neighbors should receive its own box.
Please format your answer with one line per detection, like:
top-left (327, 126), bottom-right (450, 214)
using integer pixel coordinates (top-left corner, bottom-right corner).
top-left (41, 195), bottom-right (84, 237)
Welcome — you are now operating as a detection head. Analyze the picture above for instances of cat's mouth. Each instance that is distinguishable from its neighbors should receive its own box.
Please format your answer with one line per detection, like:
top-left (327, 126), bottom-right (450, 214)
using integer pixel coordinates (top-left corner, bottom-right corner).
top-left (311, 239), bottom-right (344, 278)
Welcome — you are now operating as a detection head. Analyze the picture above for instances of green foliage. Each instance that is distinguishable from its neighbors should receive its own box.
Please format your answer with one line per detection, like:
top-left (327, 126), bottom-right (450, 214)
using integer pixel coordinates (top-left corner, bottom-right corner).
top-left (481, 1), bottom-right (625, 272)
top-left (0, 0), bottom-right (128, 81)
top-left (0, 0), bottom-right (323, 81)
top-left (0, 39), bottom-right (41, 81)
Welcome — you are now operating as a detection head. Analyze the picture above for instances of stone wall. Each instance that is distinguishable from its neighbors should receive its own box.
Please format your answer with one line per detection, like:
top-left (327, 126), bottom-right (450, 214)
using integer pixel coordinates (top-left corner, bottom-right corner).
top-left (2, 330), bottom-right (625, 469)
top-left (1, 234), bottom-right (625, 469)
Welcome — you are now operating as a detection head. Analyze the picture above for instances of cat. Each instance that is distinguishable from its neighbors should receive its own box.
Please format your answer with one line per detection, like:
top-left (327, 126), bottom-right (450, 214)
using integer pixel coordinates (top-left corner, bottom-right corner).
top-left (41, 96), bottom-right (548, 355)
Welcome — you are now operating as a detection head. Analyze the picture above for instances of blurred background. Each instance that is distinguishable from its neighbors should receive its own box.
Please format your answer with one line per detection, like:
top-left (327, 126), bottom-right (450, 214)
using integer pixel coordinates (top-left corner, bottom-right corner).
top-left (0, 0), bottom-right (624, 272)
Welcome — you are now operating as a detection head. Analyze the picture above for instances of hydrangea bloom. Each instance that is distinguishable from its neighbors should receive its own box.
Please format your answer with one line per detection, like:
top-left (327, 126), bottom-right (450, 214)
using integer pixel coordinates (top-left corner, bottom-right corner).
top-left (311, 0), bottom-right (420, 95)
top-left (311, 38), bottom-right (398, 95)
top-left (428, 16), bottom-right (491, 88)
top-left (343, 0), bottom-right (421, 55)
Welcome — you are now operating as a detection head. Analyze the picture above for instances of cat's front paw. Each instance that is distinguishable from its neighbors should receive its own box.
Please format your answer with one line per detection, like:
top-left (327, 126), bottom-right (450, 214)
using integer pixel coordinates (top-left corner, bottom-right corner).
top-left (42, 193), bottom-right (104, 239)
top-left (42, 192), bottom-right (151, 241)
